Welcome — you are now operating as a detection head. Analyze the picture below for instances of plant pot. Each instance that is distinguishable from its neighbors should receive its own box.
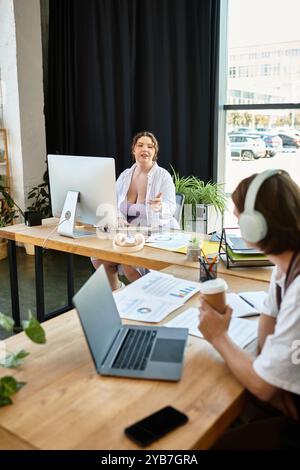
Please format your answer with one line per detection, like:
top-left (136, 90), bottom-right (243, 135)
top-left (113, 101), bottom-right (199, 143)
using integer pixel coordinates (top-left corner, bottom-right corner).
top-left (184, 204), bottom-right (222, 234)
top-left (185, 246), bottom-right (200, 262)
top-left (0, 239), bottom-right (8, 260)
top-left (24, 243), bottom-right (35, 256)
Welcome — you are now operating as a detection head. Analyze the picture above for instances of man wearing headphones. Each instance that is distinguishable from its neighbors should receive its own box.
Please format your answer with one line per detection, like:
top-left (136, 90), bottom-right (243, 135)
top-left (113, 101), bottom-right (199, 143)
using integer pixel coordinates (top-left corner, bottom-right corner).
top-left (198, 169), bottom-right (300, 449)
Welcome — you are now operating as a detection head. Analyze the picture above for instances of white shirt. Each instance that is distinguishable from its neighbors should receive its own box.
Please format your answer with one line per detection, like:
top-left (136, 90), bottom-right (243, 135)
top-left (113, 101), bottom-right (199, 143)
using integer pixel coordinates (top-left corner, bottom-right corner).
top-left (253, 267), bottom-right (300, 395)
top-left (116, 162), bottom-right (179, 229)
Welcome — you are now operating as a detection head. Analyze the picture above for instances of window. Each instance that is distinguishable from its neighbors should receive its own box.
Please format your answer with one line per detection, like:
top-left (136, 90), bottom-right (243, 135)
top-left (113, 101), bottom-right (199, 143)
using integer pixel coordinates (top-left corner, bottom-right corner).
top-left (220, 0), bottom-right (300, 203)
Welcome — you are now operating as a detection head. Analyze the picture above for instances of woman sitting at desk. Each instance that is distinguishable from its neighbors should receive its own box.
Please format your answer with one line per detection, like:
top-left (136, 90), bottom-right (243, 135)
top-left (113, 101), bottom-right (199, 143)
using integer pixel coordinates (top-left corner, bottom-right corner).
top-left (198, 169), bottom-right (300, 449)
top-left (92, 131), bottom-right (179, 290)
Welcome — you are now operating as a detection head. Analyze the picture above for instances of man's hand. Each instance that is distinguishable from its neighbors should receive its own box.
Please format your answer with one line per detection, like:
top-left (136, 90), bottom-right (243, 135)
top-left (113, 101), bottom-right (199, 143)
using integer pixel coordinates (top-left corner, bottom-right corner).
top-left (198, 295), bottom-right (232, 344)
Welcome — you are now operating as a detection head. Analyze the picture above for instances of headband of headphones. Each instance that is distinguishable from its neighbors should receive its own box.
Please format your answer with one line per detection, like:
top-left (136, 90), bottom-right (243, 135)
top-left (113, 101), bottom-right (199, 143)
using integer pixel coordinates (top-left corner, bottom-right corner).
top-left (244, 169), bottom-right (281, 213)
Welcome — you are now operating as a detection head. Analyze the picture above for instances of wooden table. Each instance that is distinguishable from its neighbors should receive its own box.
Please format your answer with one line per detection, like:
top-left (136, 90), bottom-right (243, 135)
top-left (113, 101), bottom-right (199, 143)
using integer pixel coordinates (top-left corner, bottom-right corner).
top-left (0, 222), bottom-right (272, 326)
top-left (0, 270), bottom-right (268, 450)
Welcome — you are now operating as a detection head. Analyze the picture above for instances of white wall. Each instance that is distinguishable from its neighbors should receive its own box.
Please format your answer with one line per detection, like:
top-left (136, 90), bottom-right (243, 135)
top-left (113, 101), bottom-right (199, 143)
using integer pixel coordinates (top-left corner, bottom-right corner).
top-left (0, 0), bottom-right (46, 211)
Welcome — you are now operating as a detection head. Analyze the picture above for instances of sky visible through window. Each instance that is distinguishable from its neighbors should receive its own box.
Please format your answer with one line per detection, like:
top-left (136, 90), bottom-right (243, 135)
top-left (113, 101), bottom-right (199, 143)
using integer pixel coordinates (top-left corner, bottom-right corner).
top-left (228, 0), bottom-right (300, 48)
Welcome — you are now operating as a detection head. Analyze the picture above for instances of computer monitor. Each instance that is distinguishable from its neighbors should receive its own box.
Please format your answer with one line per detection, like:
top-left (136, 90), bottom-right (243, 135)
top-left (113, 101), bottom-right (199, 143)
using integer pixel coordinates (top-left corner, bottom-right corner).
top-left (48, 154), bottom-right (117, 238)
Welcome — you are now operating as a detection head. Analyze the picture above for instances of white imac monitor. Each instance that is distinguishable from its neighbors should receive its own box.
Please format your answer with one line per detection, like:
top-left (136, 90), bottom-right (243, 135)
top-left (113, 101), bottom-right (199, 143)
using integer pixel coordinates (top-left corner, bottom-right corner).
top-left (48, 155), bottom-right (117, 238)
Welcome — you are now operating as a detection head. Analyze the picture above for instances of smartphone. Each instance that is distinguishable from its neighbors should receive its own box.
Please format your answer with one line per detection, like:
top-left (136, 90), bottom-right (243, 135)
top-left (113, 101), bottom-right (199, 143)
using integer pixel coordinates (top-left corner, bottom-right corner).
top-left (124, 406), bottom-right (188, 447)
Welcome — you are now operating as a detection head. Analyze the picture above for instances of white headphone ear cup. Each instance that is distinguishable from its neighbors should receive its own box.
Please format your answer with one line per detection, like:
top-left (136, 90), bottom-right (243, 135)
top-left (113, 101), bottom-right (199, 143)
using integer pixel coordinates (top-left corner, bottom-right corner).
top-left (239, 211), bottom-right (268, 243)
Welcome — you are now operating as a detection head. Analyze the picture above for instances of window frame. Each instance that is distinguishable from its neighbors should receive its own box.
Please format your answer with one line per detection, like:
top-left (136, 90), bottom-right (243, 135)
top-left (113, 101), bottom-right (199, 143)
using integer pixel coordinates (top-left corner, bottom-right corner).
top-left (217, 0), bottom-right (300, 190)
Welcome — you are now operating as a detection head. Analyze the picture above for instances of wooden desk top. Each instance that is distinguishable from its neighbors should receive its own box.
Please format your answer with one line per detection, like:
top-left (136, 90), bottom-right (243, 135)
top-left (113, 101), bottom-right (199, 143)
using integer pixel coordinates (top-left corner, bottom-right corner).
top-left (0, 311), bottom-right (244, 450)
top-left (0, 270), bottom-right (269, 450)
top-left (162, 265), bottom-right (270, 290)
top-left (0, 223), bottom-right (273, 281)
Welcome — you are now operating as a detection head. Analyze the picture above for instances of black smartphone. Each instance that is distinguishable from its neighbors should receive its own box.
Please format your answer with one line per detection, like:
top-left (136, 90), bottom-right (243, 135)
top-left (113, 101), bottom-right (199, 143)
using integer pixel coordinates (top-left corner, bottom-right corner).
top-left (124, 406), bottom-right (188, 447)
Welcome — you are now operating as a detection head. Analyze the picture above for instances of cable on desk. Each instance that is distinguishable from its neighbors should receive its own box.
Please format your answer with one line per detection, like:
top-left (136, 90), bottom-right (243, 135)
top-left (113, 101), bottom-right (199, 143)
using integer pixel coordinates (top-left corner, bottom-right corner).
top-left (42, 218), bottom-right (67, 251)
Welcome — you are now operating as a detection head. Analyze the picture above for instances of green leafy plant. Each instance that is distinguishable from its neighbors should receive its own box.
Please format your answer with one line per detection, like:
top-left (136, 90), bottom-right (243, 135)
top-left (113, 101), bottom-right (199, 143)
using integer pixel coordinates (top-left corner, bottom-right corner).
top-left (190, 236), bottom-right (200, 248)
top-left (0, 311), bottom-right (46, 407)
top-left (0, 183), bottom-right (24, 229)
top-left (170, 165), bottom-right (227, 215)
top-left (27, 169), bottom-right (51, 218)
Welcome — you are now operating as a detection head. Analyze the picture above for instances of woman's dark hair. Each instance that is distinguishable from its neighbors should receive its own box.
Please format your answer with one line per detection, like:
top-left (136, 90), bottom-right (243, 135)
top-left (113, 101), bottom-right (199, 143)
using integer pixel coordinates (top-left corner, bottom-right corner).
top-left (232, 171), bottom-right (300, 254)
top-left (131, 131), bottom-right (159, 161)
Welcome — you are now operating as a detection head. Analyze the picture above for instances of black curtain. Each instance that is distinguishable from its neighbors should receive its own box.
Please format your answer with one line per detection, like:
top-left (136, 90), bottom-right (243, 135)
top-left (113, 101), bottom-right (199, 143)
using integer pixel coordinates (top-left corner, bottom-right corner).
top-left (46, 0), bottom-right (220, 180)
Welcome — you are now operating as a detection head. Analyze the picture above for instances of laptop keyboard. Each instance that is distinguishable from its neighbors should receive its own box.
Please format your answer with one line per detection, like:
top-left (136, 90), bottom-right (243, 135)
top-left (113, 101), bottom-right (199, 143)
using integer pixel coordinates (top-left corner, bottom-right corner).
top-left (112, 329), bottom-right (157, 371)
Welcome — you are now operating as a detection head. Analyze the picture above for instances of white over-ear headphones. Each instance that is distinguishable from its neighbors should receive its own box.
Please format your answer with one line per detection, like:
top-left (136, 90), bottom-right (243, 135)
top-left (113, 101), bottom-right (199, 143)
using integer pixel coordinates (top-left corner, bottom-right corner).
top-left (239, 169), bottom-right (281, 244)
top-left (113, 233), bottom-right (145, 253)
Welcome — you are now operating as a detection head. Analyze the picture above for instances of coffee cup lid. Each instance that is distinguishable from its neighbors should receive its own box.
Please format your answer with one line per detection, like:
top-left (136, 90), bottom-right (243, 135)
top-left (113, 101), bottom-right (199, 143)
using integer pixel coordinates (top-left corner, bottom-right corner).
top-left (199, 278), bottom-right (228, 294)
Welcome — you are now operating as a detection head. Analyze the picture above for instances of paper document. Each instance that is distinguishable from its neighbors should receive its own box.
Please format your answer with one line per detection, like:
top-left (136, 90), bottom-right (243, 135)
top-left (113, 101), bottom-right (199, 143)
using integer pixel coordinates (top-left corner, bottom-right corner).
top-left (238, 291), bottom-right (268, 312)
top-left (175, 240), bottom-right (220, 256)
top-left (165, 308), bottom-right (258, 349)
top-left (113, 291), bottom-right (180, 322)
top-left (201, 240), bottom-right (220, 256)
top-left (227, 291), bottom-right (267, 318)
top-left (145, 232), bottom-right (192, 251)
top-left (123, 270), bottom-right (201, 306)
top-left (114, 271), bottom-right (201, 322)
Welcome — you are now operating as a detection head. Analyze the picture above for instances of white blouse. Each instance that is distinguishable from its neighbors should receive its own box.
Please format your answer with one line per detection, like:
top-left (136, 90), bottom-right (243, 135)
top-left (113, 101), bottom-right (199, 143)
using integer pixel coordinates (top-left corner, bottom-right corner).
top-left (116, 162), bottom-right (179, 229)
top-left (253, 267), bottom-right (300, 395)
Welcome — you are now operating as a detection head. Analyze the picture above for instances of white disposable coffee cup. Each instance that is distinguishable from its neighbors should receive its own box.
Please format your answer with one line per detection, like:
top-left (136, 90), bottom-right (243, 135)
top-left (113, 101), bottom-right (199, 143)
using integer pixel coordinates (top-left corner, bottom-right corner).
top-left (199, 278), bottom-right (228, 314)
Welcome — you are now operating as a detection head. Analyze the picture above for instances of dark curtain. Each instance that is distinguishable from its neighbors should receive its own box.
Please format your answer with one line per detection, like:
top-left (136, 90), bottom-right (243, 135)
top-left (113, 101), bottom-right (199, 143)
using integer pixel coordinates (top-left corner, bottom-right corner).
top-left (46, 0), bottom-right (220, 180)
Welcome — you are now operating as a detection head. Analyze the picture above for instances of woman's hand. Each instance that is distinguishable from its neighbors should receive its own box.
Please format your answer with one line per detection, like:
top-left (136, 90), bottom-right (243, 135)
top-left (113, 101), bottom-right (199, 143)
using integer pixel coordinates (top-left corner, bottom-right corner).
top-left (198, 295), bottom-right (232, 344)
top-left (117, 217), bottom-right (130, 228)
top-left (149, 192), bottom-right (162, 212)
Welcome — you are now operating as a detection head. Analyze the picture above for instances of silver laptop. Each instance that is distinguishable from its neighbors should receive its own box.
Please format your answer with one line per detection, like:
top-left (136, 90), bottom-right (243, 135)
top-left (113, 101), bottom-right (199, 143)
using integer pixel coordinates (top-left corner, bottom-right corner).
top-left (73, 266), bottom-right (188, 381)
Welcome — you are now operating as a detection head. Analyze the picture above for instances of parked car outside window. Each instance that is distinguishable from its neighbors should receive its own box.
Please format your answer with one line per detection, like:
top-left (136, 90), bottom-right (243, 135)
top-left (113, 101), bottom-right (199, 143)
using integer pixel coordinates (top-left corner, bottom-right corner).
top-left (277, 132), bottom-right (300, 148)
top-left (246, 132), bottom-right (283, 157)
top-left (229, 133), bottom-right (266, 160)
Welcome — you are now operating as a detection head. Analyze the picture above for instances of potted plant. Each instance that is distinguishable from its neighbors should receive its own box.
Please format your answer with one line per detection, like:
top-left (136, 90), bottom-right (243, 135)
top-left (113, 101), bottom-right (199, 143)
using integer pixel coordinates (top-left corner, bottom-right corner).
top-left (27, 169), bottom-right (51, 219)
top-left (24, 169), bottom-right (51, 255)
top-left (171, 166), bottom-right (227, 234)
top-left (186, 236), bottom-right (201, 262)
top-left (0, 184), bottom-right (23, 260)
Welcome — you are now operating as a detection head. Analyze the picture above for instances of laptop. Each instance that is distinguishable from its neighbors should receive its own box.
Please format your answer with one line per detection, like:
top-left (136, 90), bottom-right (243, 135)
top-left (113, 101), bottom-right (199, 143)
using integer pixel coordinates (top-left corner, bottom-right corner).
top-left (73, 266), bottom-right (188, 381)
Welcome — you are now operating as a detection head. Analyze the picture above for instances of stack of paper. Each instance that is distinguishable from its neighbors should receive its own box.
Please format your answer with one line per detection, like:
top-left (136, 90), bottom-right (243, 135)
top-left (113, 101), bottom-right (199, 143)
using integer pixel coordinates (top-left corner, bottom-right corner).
top-left (165, 308), bottom-right (258, 349)
top-left (113, 270), bottom-right (200, 322)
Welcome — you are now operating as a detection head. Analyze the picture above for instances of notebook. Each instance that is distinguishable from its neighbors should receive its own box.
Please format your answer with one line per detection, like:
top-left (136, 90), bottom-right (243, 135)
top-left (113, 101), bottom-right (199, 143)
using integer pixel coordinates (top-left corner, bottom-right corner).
top-left (227, 291), bottom-right (268, 317)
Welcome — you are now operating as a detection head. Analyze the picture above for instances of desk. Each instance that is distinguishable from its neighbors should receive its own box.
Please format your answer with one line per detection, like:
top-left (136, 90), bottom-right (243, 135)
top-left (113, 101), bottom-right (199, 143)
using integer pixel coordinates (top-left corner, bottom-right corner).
top-left (0, 272), bottom-right (268, 450)
top-left (162, 265), bottom-right (270, 287)
top-left (0, 223), bottom-right (272, 326)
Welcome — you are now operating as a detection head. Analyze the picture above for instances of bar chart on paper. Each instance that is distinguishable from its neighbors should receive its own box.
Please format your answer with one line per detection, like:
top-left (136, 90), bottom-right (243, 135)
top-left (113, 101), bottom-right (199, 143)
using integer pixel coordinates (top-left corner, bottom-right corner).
top-left (122, 271), bottom-right (201, 306)
top-left (114, 271), bottom-right (201, 323)
top-left (169, 286), bottom-right (198, 300)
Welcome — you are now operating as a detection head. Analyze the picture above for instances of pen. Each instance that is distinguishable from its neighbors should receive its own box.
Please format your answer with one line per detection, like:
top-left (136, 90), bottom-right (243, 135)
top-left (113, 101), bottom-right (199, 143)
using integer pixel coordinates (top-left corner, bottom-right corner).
top-left (208, 255), bottom-right (218, 272)
top-left (199, 256), bottom-right (213, 280)
top-left (200, 249), bottom-right (209, 264)
top-left (239, 295), bottom-right (255, 308)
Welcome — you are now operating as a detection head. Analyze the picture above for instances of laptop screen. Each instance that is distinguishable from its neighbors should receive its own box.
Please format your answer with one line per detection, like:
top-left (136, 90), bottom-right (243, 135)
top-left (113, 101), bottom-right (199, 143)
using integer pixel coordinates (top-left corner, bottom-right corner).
top-left (73, 266), bottom-right (122, 370)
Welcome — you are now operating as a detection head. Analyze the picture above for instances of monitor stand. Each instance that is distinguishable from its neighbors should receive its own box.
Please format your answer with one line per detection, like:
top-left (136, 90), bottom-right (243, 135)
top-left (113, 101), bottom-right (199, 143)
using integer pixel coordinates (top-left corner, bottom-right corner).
top-left (57, 191), bottom-right (95, 238)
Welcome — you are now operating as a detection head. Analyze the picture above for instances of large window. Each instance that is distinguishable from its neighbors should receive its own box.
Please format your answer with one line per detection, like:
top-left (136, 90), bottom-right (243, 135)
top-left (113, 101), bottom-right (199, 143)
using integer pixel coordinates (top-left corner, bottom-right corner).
top-left (223, 0), bottom-right (300, 197)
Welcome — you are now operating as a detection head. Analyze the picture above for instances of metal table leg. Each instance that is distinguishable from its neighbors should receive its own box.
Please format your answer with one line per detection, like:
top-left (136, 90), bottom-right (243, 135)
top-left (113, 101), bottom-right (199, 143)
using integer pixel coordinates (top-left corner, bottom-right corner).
top-left (34, 248), bottom-right (75, 322)
top-left (67, 253), bottom-right (74, 309)
top-left (35, 245), bottom-right (45, 323)
top-left (7, 240), bottom-right (21, 327)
